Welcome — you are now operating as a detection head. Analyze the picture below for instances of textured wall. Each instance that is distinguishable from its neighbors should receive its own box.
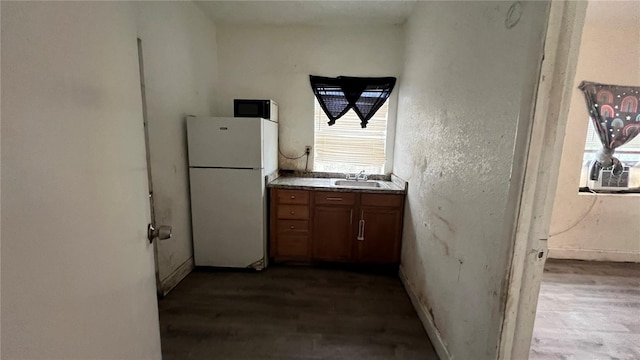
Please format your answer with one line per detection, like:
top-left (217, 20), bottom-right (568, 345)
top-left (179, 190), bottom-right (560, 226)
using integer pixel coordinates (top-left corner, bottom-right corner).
top-left (215, 24), bottom-right (404, 172)
top-left (548, 1), bottom-right (640, 263)
top-left (394, 1), bottom-right (548, 358)
top-left (135, 1), bottom-right (219, 291)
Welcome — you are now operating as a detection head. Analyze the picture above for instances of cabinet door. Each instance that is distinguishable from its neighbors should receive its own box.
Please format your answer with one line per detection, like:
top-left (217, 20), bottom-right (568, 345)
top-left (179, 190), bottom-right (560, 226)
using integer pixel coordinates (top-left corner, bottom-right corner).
top-left (357, 207), bottom-right (402, 263)
top-left (312, 205), bottom-right (354, 261)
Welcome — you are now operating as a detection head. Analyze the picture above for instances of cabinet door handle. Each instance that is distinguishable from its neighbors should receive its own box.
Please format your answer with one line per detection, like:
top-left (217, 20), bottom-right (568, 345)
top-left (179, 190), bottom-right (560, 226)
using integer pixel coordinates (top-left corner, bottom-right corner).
top-left (361, 219), bottom-right (365, 240)
top-left (290, 195), bottom-right (296, 199)
top-left (357, 219), bottom-right (365, 241)
top-left (290, 225), bottom-right (295, 229)
top-left (290, 211), bottom-right (295, 215)
top-left (350, 210), bottom-right (353, 224)
top-left (326, 197), bottom-right (343, 201)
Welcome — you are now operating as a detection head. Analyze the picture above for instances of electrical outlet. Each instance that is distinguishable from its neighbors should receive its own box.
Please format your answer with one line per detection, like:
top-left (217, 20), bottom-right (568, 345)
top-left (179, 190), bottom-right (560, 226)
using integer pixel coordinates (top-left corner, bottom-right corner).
top-left (305, 146), bottom-right (312, 154)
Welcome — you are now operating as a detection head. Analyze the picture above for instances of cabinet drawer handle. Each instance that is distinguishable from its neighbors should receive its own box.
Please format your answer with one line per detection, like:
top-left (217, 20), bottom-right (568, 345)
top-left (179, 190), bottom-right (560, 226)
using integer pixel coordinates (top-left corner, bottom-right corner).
top-left (290, 195), bottom-right (296, 199)
top-left (326, 197), bottom-right (343, 201)
top-left (290, 225), bottom-right (295, 229)
top-left (290, 211), bottom-right (295, 215)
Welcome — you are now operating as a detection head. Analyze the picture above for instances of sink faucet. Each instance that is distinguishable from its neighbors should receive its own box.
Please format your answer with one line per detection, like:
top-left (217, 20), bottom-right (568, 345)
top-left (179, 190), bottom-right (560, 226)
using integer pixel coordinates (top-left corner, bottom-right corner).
top-left (345, 170), bottom-right (367, 181)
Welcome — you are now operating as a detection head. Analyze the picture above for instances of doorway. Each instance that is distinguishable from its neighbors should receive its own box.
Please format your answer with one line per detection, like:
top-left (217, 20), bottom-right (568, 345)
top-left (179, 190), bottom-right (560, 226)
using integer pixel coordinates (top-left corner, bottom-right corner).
top-left (498, 1), bottom-right (588, 359)
top-left (529, 1), bottom-right (640, 358)
top-left (501, 1), bottom-right (640, 359)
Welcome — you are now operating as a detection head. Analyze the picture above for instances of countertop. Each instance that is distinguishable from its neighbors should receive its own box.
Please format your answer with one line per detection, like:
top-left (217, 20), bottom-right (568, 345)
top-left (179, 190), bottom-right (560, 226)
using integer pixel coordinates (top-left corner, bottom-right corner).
top-left (267, 173), bottom-right (407, 194)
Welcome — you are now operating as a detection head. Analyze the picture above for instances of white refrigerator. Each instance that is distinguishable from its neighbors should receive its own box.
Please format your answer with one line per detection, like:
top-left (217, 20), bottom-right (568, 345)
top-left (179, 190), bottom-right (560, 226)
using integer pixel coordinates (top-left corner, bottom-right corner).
top-left (187, 116), bottom-right (278, 269)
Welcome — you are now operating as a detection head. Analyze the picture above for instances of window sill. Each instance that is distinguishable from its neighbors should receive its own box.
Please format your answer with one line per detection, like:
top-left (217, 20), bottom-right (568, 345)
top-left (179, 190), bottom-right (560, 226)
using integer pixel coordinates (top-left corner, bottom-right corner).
top-left (579, 187), bottom-right (640, 196)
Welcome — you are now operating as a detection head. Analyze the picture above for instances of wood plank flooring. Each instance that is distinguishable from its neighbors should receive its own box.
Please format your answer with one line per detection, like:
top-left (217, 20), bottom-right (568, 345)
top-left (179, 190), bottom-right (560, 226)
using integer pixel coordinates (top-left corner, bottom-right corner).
top-left (530, 259), bottom-right (640, 360)
top-left (159, 266), bottom-right (438, 360)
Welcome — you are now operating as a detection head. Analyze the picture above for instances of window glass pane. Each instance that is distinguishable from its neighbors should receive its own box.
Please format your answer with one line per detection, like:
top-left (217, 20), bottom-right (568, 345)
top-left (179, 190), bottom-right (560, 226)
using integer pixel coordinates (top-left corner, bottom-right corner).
top-left (582, 120), bottom-right (640, 167)
top-left (314, 99), bottom-right (388, 174)
top-left (580, 120), bottom-right (640, 187)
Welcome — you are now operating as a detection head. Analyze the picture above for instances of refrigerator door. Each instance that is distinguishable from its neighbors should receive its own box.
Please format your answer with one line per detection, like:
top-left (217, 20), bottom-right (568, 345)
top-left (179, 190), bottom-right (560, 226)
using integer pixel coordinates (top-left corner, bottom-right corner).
top-left (262, 119), bottom-right (278, 174)
top-left (189, 167), bottom-right (266, 268)
top-left (187, 117), bottom-right (263, 169)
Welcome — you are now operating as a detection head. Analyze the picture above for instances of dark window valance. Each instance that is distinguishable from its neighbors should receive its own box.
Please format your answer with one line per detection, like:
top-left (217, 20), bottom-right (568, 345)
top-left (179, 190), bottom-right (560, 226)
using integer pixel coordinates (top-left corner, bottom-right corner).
top-left (310, 75), bottom-right (396, 128)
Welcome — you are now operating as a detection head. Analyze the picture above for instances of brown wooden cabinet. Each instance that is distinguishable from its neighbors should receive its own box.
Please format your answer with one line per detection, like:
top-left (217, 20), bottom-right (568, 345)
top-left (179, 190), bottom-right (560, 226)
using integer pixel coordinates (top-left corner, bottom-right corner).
top-left (270, 187), bottom-right (405, 264)
top-left (312, 191), bottom-right (356, 262)
top-left (270, 189), bottom-right (311, 261)
top-left (357, 207), bottom-right (402, 263)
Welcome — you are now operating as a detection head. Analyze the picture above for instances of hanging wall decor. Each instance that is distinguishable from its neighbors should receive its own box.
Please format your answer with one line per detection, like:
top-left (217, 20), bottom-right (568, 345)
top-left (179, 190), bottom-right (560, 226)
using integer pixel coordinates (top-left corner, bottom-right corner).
top-left (310, 75), bottom-right (396, 128)
top-left (579, 81), bottom-right (640, 175)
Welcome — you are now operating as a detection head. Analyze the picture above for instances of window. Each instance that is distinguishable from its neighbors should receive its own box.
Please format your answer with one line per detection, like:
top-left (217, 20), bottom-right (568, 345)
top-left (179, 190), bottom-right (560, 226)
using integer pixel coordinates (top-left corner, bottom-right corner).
top-left (580, 120), bottom-right (640, 188)
top-left (582, 120), bottom-right (640, 167)
top-left (314, 99), bottom-right (388, 174)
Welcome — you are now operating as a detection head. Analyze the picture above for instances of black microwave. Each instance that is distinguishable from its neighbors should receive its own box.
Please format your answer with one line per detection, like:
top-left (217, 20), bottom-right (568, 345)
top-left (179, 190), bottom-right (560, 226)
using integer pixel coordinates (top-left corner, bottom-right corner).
top-left (234, 99), bottom-right (278, 122)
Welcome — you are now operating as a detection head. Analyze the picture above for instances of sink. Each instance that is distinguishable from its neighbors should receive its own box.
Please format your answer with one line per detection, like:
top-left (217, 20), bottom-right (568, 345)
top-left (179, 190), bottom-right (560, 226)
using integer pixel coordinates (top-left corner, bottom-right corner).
top-left (334, 180), bottom-right (382, 188)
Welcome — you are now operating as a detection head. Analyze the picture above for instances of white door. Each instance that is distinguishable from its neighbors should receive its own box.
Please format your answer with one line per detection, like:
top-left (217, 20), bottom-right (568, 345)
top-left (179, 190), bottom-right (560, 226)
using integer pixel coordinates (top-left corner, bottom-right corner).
top-left (190, 168), bottom-right (265, 268)
top-left (1, 2), bottom-right (161, 358)
top-left (137, 38), bottom-right (172, 295)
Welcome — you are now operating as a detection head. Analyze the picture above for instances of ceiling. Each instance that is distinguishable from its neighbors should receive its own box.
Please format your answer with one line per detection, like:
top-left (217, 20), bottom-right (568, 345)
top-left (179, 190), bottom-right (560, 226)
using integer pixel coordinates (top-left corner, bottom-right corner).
top-left (194, 0), bottom-right (417, 26)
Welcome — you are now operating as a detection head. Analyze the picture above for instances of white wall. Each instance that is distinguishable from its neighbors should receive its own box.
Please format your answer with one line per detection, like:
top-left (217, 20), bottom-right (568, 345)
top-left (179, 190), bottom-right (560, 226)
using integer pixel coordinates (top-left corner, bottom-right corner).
top-left (215, 24), bottom-right (404, 172)
top-left (1, 2), bottom-right (161, 358)
top-left (393, 2), bottom-right (548, 359)
top-left (548, 1), bottom-right (640, 263)
top-left (135, 1), bottom-right (219, 294)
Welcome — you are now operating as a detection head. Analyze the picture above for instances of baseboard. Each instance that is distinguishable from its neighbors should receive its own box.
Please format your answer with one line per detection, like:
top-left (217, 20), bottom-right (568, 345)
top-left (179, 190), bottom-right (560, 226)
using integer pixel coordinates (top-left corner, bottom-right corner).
top-left (399, 266), bottom-right (453, 360)
top-left (548, 248), bottom-right (640, 263)
top-left (159, 257), bottom-right (194, 296)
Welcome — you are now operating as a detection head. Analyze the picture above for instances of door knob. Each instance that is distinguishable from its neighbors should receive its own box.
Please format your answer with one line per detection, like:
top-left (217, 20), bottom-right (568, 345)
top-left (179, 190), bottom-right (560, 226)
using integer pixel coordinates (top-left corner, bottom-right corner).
top-left (148, 224), bottom-right (172, 243)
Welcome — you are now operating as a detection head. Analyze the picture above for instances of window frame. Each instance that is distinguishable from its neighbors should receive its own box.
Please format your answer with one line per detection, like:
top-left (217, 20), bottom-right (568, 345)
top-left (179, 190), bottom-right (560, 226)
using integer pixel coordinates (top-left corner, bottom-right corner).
top-left (312, 96), bottom-right (396, 175)
top-left (579, 119), bottom-right (640, 190)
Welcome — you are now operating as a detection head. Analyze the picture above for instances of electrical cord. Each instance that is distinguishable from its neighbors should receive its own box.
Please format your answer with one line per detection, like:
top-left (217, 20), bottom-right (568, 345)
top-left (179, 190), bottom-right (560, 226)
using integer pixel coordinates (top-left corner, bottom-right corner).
top-left (278, 147), bottom-right (306, 160)
top-left (279, 146), bottom-right (311, 172)
top-left (548, 188), bottom-right (598, 237)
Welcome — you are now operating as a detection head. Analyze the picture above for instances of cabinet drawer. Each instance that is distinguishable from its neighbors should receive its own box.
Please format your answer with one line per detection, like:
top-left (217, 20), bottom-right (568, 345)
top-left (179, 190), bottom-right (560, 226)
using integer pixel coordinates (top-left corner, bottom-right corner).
top-left (277, 205), bottom-right (309, 220)
top-left (276, 235), bottom-right (309, 258)
top-left (361, 193), bottom-right (404, 208)
top-left (314, 191), bottom-right (356, 205)
top-left (276, 189), bottom-right (309, 205)
top-left (277, 220), bottom-right (309, 233)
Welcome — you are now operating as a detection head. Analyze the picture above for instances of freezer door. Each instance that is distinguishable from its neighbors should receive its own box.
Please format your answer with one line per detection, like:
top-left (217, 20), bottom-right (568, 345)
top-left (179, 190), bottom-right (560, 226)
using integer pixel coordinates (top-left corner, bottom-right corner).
top-left (187, 117), bottom-right (262, 169)
top-left (189, 168), bottom-right (266, 268)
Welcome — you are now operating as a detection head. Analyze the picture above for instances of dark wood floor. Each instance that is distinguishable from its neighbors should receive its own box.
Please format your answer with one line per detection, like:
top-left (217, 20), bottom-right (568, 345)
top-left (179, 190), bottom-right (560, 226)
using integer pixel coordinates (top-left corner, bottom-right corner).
top-left (530, 259), bottom-right (640, 360)
top-left (159, 266), bottom-right (438, 360)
